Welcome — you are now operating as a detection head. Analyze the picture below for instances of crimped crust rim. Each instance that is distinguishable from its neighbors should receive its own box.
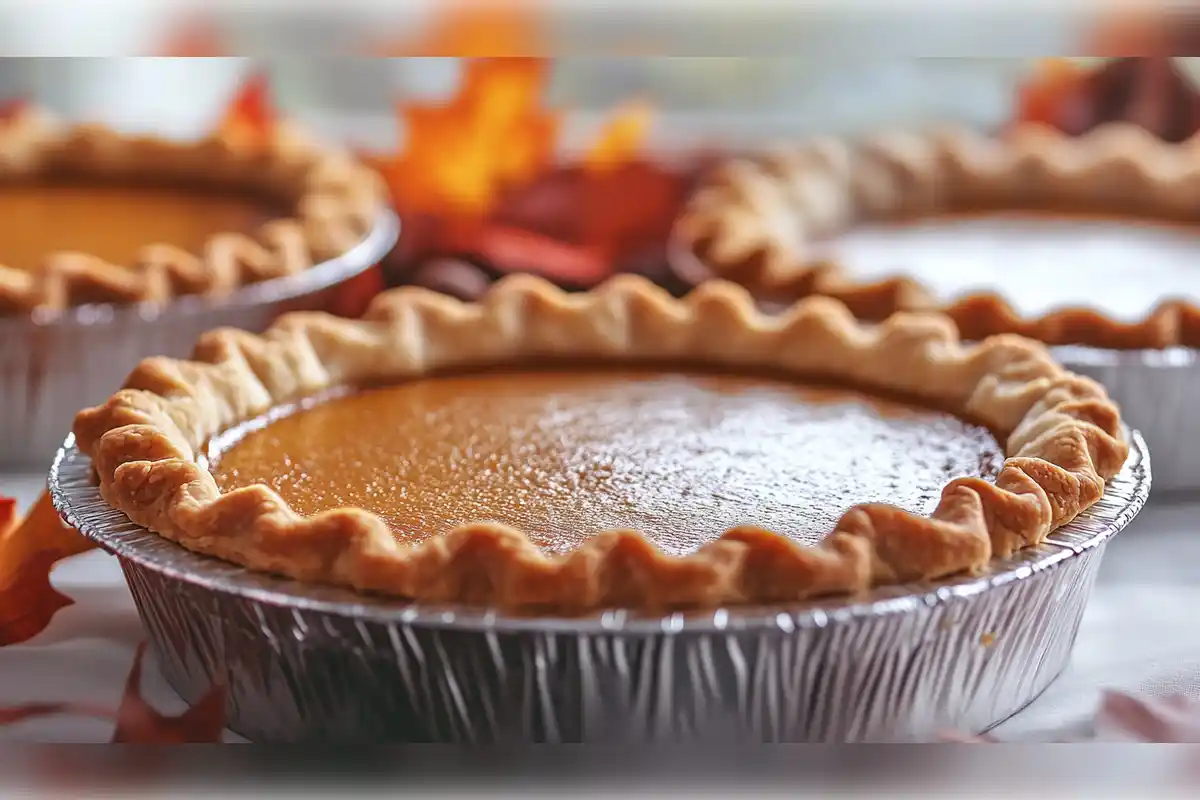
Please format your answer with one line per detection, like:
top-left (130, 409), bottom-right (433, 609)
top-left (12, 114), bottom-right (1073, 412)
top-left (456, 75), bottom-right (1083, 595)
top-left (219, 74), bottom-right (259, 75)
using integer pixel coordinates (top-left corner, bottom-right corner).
top-left (674, 122), bottom-right (1200, 349)
top-left (72, 274), bottom-right (1129, 612)
top-left (0, 106), bottom-right (387, 316)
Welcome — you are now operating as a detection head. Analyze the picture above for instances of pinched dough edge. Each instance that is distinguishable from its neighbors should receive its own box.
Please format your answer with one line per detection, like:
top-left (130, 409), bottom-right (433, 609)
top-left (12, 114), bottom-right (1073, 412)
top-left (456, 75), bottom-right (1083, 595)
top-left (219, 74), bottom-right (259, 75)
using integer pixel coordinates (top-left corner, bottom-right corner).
top-left (0, 106), bottom-right (385, 315)
top-left (73, 275), bottom-right (1129, 611)
top-left (675, 122), bottom-right (1200, 348)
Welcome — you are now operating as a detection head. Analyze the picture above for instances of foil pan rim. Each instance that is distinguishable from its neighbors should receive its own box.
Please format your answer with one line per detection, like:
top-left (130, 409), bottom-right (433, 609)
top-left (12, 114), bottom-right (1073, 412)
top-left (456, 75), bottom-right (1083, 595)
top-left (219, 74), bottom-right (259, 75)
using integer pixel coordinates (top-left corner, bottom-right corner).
top-left (0, 210), bottom-right (400, 333)
top-left (1051, 343), bottom-right (1198, 370)
top-left (49, 428), bottom-right (1151, 636)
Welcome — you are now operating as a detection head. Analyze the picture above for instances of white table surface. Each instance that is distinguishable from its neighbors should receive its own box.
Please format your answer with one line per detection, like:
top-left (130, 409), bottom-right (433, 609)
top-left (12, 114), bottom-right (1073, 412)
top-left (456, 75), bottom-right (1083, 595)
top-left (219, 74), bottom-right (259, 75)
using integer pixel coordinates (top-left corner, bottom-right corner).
top-left (2, 469), bottom-right (1197, 743)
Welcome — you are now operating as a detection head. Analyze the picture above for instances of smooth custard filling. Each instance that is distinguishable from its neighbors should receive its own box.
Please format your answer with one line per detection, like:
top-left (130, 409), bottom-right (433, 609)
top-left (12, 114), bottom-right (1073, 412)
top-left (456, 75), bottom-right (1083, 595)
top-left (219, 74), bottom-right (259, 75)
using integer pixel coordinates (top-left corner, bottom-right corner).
top-left (816, 212), bottom-right (1200, 322)
top-left (209, 368), bottom-right (1005, 556)
top-left (0, 183), bottom-right (288, 271)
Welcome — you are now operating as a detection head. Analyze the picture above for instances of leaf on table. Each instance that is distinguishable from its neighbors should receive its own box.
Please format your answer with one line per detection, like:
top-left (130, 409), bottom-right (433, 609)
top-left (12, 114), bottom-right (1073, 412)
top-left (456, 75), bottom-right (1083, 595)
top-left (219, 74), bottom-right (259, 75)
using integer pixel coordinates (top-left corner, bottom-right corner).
top-left (941, 688), bottom-right (1200, 743)
top-left (583, 99), bottom-right (654, 176)
top-left (216, 71), bottom-right (275, 149)
top-left (0, 642), bottom-right (227, 742)
top-left (0, 492), bottom-right (97, 647)
top-left (0, 97), bottom-right (27, 125)
top-left (111, 643), bottom-right (227, 743)
top-left (373, 58), bottom-right (558, 219)
top-left (1013, 58), bottom-right (1093, 130)
top-left (1094, 690), bottom-right (1200, 743)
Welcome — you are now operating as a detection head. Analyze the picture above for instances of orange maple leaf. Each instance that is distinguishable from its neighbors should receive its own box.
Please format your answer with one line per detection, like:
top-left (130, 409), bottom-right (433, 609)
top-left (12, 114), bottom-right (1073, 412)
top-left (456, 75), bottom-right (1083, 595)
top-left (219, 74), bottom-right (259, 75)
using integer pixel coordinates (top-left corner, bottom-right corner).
top-left (216, 71), bottom-right (275, 149)
top-left (0, 492), bottom-right (97, 646)
top-left (379, 58), bottom-right (557, 219)
top-left (1013, 58), bottom-right (1091, 129)
top-left (584, 99), bottom-right (654, 175)
top-left (0, 642), bottom-right (227, 742)
top-left (0, 97), bottom-right (26, 125)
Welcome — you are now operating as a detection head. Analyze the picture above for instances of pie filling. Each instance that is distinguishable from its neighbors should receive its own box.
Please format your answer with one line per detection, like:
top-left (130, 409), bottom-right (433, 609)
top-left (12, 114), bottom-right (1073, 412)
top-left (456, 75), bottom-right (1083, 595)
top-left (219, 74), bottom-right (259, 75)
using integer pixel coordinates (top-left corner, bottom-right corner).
top-left (208, 367), bottom-right (1005, 556)
top-left (815, 212), bottom-right (1200, 323)
top-left (0, 183), bottom-right (289, 271)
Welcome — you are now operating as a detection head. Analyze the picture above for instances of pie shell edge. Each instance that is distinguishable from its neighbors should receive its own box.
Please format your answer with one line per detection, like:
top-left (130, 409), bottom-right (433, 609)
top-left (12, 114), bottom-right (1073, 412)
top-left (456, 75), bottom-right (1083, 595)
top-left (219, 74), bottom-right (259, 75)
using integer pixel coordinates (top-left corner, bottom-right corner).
top-left (675, 122), bottom-right (1200, 349)
top-left (71, 274), bottom-right (1130, 612)
top-left (0, 106), bottom-right (387, 314)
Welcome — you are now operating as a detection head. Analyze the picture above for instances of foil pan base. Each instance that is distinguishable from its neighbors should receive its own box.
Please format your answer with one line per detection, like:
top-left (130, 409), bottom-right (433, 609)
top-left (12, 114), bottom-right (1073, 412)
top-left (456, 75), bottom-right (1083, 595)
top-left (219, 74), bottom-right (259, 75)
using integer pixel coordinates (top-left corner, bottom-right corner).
top-left (50, 432), bottom-right (1151, 743)
top-left (0, 212), bottom-right (399, 472)
top-left (1055, 346), bottom-right (1195, 493)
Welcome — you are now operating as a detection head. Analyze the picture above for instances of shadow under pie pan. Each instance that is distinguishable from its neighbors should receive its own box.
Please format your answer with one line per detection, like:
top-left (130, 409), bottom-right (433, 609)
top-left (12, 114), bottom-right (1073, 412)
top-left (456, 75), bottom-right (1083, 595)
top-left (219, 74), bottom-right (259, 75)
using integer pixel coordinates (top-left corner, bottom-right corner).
top-left (0, 210), bottom-right (399, 471)
top-left (49, 428), bottom-right (1150, 744)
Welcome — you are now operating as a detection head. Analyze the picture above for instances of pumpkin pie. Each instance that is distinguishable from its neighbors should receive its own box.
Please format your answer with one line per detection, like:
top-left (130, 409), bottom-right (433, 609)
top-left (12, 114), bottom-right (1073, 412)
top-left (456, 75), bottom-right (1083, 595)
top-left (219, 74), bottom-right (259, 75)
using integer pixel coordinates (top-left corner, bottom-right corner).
top-left (72, 275), bottom-right (1128, 611)
top-left (674, 123), bottom-right (1200, 349)
top-left (0, 105), bottom-right (385, 316)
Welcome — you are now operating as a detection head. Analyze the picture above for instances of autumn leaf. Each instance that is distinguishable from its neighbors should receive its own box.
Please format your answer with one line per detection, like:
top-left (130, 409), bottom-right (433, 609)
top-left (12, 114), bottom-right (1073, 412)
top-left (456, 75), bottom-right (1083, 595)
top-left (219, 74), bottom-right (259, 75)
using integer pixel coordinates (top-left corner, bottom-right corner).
top-left (217, 71), bottom-right (275, 149)
top-left (0, 642), bottom-right (227, 742)
top-left (0, 97), bottom-right (26, 125)
top-left (111, 643), bottom-right (227, 743)
top-left (584, 99), bottom-right (654, 175)
top-left (0, 492), bottom-right (96, 646)
top-left (374, 58), bottom-right (557, 220)
top-left (1013, 59), bottom-right (1091, 129)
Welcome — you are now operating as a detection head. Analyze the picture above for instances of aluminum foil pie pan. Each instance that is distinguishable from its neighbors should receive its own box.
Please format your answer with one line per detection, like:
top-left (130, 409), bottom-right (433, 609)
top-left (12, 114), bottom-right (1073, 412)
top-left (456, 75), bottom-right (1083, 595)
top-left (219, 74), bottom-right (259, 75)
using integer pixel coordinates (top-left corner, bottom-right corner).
top-left (0, 211), bottom-right (399, 471)
top-left (1052, 346), bottom-right (1197, 494)
top-left (48, 428), bottom-right (1151, 743)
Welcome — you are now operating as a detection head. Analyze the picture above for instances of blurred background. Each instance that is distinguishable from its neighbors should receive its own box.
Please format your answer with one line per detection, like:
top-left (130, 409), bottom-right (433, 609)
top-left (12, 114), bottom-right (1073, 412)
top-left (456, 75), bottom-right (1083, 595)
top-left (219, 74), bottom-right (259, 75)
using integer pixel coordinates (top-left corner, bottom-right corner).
top-left (0, 57), bottom-right (1069, 150)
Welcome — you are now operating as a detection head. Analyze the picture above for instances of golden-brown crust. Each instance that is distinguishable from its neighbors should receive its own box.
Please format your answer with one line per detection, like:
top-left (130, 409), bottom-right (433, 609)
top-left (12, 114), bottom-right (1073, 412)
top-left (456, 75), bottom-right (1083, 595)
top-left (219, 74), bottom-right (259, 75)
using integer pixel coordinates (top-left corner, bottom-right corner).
top-left (674, 122), bottom-right (1200, 349)
top-left (0, 106), bottom-right (386, 316)
top-left (72, 274), bottom-right (1129, 612)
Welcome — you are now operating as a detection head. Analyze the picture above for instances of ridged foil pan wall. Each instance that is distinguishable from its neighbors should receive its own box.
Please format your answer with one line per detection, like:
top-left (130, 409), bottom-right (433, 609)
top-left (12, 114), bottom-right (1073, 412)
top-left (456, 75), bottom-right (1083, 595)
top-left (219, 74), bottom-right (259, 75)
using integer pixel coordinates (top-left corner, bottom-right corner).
top-left (1055, 346), bottom-right (1196, 493)
top-left (49, 432), bottom-right (1150, 743)
top-left (0, 212), bottom-right (399, 471)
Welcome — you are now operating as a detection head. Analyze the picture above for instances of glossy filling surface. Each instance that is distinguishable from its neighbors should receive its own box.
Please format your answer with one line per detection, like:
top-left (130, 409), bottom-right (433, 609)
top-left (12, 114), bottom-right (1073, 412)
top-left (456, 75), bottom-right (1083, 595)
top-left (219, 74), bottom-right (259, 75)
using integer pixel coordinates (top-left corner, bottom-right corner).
top-left (210, 368), bottom-right (1005, 556)
top-left (817, 212), bottom-right (1200, 322)
top-left (0, 184), bottom-right (285, 271)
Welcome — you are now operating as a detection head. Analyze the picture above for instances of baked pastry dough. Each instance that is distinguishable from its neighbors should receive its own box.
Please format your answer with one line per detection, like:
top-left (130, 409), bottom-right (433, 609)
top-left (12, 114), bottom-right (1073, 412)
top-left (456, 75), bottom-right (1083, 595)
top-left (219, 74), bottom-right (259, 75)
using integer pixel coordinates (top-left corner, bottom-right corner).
top-left (675, 123), bottom-right (1200, 349)
top-left (73, 275), bottom-right (1129, 611)
top-left (0, 105), bottom-right (385, 315)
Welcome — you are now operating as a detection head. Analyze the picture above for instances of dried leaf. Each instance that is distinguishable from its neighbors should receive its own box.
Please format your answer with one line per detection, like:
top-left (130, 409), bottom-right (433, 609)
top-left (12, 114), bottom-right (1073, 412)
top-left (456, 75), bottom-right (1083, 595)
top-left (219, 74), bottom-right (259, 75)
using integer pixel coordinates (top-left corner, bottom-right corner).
top-left (1095, 690), bottom-right (1200, 743)
top-left (0, 642), bottom-right (227, 742)
top-left (1014, 59), bottom-right (1091, 129)
top-left (0, 492), bottom-right (96, 646)
top-left (328, 265), bottom-right (386, 319)
top-left (111, 643), bottom-right (226, 743)
top-left (217, 71), bottom-right (275, 149)
top-left (0, 97), bottom-right (27, 125)
top-left (444, 222), bottom-right (612, 287)
top-left (377, 58), bottom-right (557, 219)
top-left (584, 99), bottom-right (654, 175)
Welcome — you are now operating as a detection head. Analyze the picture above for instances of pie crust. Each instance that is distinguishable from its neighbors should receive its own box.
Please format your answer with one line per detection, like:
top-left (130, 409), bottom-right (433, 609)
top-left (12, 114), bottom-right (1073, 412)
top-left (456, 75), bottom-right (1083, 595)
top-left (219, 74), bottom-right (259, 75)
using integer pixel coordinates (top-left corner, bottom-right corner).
top-left (675, 122), bottom-right (1200, 349)
top-left (72, 275), bottom-right (1129, 611)
top-left (0, 106), bottom-right (386, 315)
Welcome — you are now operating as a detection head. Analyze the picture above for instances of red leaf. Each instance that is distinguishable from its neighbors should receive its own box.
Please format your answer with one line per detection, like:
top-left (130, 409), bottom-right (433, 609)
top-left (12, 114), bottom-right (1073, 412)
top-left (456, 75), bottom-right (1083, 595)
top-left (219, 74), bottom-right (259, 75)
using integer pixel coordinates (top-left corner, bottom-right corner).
top-left (0, 492), bottom-right (97, 646)
top-left (111, 643), bottom-right (227, 743)
top-left (445, 223), bottom-right (613, 287)
top-left (0, 97), bottom-right (27, 125)
top-left (329, 264), bottom-right (386, 318)
top-left (217, 71), bottom-right (274, 147)
top-left (0, 642), bottom-right (227, 742)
